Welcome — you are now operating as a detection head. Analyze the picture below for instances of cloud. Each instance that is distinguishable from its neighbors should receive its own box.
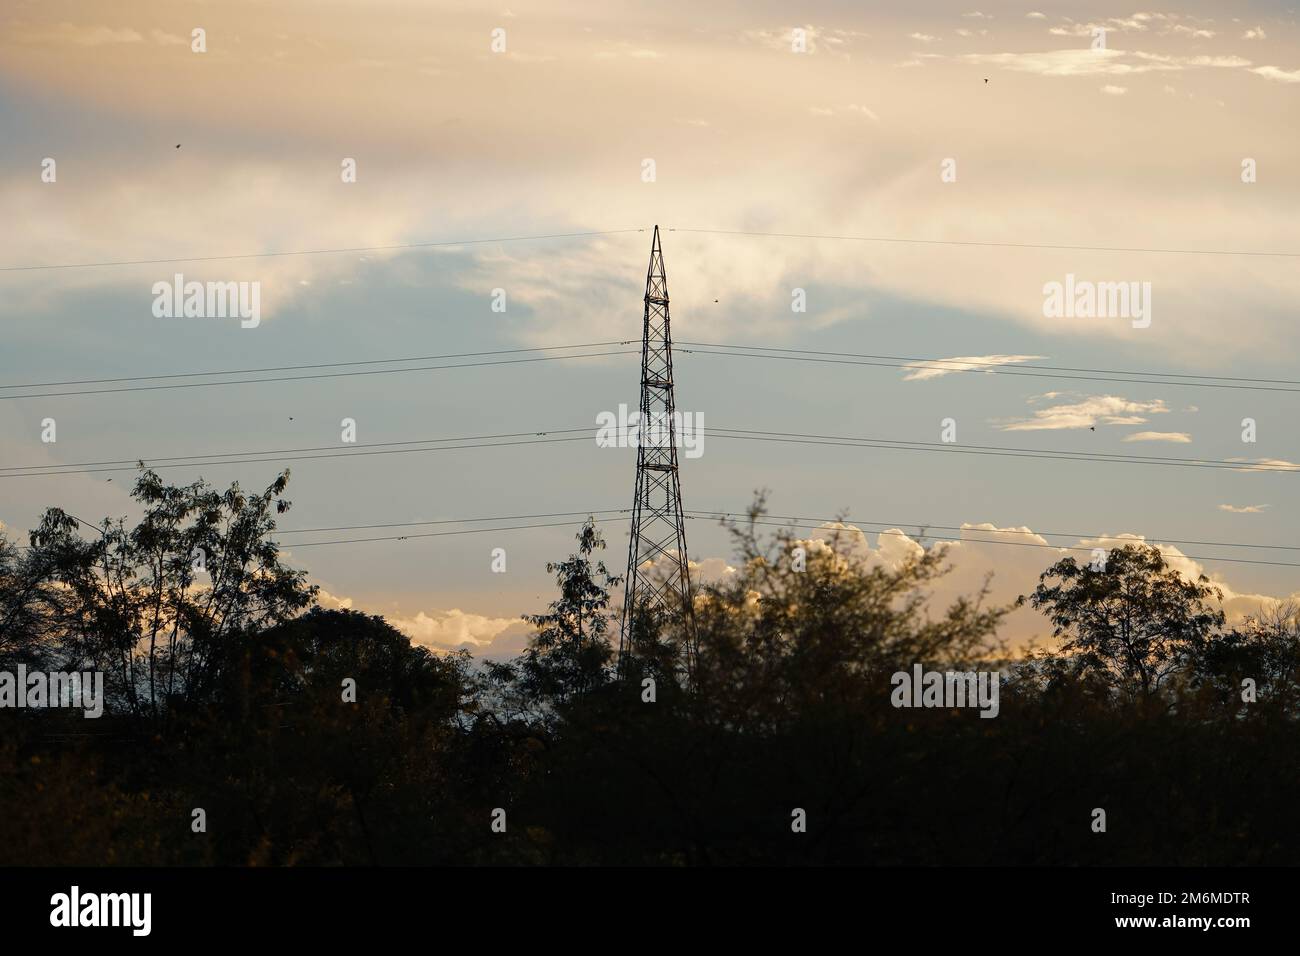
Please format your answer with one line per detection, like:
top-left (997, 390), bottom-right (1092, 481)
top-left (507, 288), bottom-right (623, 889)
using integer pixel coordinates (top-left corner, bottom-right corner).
top-left (1101, 84), bottom-right (1128, 95)
top-left (846, 520), bottom-right (1300, 648)
top-left (13, 23), bottom-right (145, 47)
top-left (1122, 431), bottom-right (1190, 442)
top-left (1001, 395), bottom-right (1169, 431)
top-left (1242, 28), bottom-right (1267, 41)
top-left (1251, 65), bottom-right (1300, 83)
top-left (390, 607), bottom-right (526, 654)
top-left (317, 589), bottom-right (355, 611)
top-left (315, 589), bottom-right (530, 658)
top-left (779, 519), bottom-right (1300, 651)
top-left (1169, 25), bottom-right (1215, 39)
top-left (961, 48), bottom-right (1250, 77)
top-left (902, 354), bottom-right (1045, 381)
top-left (1218, 504), bottom-right (1269, 514)
top-left (593, 45), bottom-right (662, 60)
top-left (908, 33), bottom-right (939, 43)
top-left (743, 25), bottom-right (864, 55)
top-left (845, 103), bottom-right (880, 121)
top-left (1026, 12), bottom-right (1046, 19)
top-left (1229, 458), bottom-right (1300, 473)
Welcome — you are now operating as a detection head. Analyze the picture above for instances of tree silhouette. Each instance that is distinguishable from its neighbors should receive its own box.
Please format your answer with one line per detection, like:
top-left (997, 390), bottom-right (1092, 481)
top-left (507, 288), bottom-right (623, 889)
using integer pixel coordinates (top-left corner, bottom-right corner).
top-left (495, 518), bottom-right (621, 715)
top-left (1023, 542), bottom-right (1224, 699)
top-left (16, 467), bottom-right (315, 719)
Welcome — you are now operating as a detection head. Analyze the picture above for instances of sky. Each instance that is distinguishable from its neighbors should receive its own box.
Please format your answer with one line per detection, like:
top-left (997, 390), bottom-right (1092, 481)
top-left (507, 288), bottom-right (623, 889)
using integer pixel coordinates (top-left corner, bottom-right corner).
top-left (2, 0), bottom-right (1299, 659)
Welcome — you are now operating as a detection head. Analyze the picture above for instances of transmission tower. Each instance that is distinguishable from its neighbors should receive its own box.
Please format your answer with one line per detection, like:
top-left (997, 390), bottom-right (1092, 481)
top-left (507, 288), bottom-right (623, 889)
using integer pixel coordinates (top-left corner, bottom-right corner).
top-left (620, 225), bottom-right (696, 676)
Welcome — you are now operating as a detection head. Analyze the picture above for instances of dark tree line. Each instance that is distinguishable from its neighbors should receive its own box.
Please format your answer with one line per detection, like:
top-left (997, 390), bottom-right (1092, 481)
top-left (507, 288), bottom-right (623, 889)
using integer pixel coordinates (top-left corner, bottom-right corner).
top-left (2, 471), bottom-right (1298, 865)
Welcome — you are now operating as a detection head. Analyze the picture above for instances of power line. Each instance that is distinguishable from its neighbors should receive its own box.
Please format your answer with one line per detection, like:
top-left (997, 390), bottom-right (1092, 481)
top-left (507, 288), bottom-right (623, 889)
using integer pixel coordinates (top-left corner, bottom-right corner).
top-left (0, 428), bottom-right (593, 474)
top-left (0, 341), bottom-right (631, 391)
top-left (726, 516), bottom-right (1300, 570)
top-left (686, 342), bottom-right (1300, 387)
top-left (4, 423), bottom-right (1296, 482)
top-left (0, 349), bottom-right (637, 402)
top-left (679, 344), bottom-right (1300, 393)
top-left (279, 509), bottom-right (628, 535)
top-left (0, 228), bottom-right (646, 273)
top-left (669, 227), bottom-right (1300, 259)
top-left (0, 432), bottom-right (593, 479)
top-left (8, 338), bottom-right (1298, 402)
top-left (708, 427), bottom-right (1300, 473)
top-left (274, 505), bottom-right (1300, 562)
top-left (12, 499), bottom-right (1299, 569)
top-left (275, 517), bottom-right (621, 549)
top-left (686, 510), bottom-right (1300, 555)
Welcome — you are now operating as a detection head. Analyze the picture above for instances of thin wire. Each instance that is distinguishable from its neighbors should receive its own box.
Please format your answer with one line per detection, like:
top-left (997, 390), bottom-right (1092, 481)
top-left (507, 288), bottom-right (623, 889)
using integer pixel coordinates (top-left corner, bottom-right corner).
top-left (7, 339), bottom-right (1296, 400)
top-left (0, 435), bottom-right (592, 479)
top-left (4, 424), bottom-right (1295, 480)
top-left (682, 341), bottom-right (1300, 386)
top-left (679, 345), bottom-right (1300, 393)
top-left (708, 427), bottom-right (1300, 473)
top-left (0, 228), bottom-right (646, 273)
top-left (0, 341), bottom-right (631, 390)
top-left (686, 510), bottom-right (1300, 554)
top-left (279, 509), bottom-right (628, 535)
top-left (276, 517), bottom-right (619, 549)
top-left (0, 350), bottom-right (637, 401)
top-left (0, 428), bottom-right (594, 474)
top-left (12, 503), bottom-right (1298, 569)
top-left (726, 517), bottom-right (1300, 570)
top-left (669, 227), bottom-right (1300, 258)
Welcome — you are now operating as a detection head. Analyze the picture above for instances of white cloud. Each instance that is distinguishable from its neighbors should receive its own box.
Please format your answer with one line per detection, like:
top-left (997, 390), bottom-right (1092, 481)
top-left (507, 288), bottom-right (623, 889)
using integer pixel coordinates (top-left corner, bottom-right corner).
top-left (390, 607), bottom-right (525, 653)
top-left (1242, 28), bottom-right (1267, 41)
top-left (1002, 395), bottom-right (1169, 431)
top-left (1218, 504), bottom-right (1269, 514)
top-left (743, 25), bottom-right (864, 55)
top-left (1122, 431), bottom-right (1190, 442)
top-left (24, 23), bottom-right (144, 46)
top-left (908, 33), bottom-right (939, 43)
top-left (1251, 65), bottom-right (1300, 83)
top-left (1026, 12), bottom-right (1047, 19)
top-left (961, 48), bottom-right (1250, 77)
top-left (1101, 84), bottom-right (1128, 95)
top-left (594, 45), bottom-right (662, 60)
top-left (902, 354), bottom-right (1045, 381)
top-left (785, 519), bottom-right (1300, 650)
top-left (1229, 458), bottom-right (1300, 473)
top-left (1049, 24), bottom-right (1096, 38)
top-left (1170, 25), bottom-right (1215, 39)
top-left (316, 589), bottom-right (529, 657)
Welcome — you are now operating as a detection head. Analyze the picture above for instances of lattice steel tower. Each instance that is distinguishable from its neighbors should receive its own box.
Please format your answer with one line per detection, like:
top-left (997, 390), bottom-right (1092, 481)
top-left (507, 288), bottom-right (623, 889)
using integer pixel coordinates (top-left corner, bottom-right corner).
top-left (620, 225), bottom-right (696, 675)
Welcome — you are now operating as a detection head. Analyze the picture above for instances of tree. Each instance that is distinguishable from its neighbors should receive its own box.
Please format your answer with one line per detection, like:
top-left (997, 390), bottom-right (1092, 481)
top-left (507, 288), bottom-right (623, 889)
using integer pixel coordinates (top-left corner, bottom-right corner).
top-left (499, 518), bottom-right (621, 713)
top-left (693, 494), bottom-right (1009, 727)
top-left (1022, 543), bottom-right (1224, 699)
top-left (1192, 601), bottom-right (1300, 715)
top-left (15, 466), bottom-right (316, 719)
